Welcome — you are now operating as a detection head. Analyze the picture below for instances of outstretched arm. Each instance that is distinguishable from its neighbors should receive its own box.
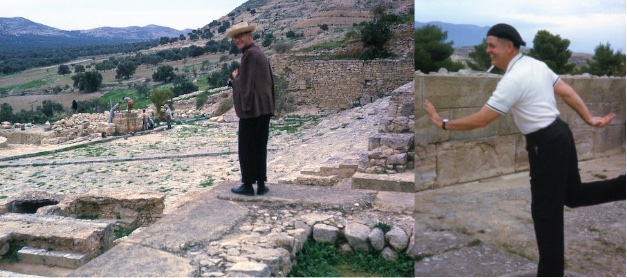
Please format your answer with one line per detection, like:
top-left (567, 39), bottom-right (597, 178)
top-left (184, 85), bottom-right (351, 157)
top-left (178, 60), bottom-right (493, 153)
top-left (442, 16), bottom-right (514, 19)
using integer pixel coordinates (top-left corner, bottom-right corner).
top-left (424, 99), bottom-right (500, 131)
top-left (554, 79), bottom-right (615, 127)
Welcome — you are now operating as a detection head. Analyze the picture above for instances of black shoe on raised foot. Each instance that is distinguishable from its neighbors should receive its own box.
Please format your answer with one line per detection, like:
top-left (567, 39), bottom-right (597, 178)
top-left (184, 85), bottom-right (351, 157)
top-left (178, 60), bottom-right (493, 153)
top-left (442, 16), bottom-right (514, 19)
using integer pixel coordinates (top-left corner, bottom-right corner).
top-left (231, 184), bottom-right (254, 196)
top-left (257, 184), bottom-right (269, 195)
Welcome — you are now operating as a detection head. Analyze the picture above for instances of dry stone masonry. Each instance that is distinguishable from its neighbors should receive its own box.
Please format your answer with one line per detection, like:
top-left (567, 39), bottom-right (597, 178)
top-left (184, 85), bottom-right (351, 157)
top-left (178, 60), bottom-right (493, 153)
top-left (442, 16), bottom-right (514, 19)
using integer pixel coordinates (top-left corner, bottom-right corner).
top-left (271, 55), bottom-right (414, 110)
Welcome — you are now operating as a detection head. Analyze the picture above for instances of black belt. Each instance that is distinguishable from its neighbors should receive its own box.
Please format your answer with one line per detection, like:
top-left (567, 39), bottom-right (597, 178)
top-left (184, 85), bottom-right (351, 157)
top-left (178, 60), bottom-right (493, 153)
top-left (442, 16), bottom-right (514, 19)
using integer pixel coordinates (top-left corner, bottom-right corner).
top-left (525, 118), bottom-right (562, 144)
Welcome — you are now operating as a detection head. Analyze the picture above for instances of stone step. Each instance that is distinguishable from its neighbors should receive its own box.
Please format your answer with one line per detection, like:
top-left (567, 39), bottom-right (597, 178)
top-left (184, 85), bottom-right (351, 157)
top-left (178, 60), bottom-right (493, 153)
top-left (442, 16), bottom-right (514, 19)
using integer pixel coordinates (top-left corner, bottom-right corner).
top-left (351, 171), bottom-right (415, 193)
top-left (0, 213), bottom-right (115, 260)
top-left (17, 246), bottom-right (88, 269)
top-left (295, 174), bottom-right (339, 186)
top-left (300, 164), bottom-right (358, 178)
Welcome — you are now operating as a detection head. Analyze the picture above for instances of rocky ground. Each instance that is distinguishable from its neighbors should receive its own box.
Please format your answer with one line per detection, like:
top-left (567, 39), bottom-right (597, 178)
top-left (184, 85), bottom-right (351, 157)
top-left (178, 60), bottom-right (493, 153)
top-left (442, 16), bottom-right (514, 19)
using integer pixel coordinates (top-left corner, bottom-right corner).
top-left (0, 96), bottom-right (392, 214)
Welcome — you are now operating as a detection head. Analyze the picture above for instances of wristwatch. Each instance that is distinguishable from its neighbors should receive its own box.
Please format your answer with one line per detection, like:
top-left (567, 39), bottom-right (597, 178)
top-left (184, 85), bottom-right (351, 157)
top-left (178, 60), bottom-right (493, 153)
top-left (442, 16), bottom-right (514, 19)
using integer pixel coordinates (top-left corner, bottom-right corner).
top-left (442, 118), bottom-right (449, 130)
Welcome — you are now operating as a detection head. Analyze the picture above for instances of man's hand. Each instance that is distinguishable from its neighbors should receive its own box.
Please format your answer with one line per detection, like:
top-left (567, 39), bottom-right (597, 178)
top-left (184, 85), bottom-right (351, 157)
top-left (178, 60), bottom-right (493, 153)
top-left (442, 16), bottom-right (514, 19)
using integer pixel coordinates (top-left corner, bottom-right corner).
top-left (424, 99), bottom-right (442, 128)
top-left (588, 113), bottom-right (616, 127)
top-left (232, 68), bottom-right (239, 79)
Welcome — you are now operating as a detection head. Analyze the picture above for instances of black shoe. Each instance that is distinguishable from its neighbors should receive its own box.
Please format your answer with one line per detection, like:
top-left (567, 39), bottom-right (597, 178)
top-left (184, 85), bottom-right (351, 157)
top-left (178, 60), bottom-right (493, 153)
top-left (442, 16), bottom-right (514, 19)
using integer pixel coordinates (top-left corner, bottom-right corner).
top-left (231, 184), bottom-right (254, 196)
top-left (257, 184), bottom-right (269, 195)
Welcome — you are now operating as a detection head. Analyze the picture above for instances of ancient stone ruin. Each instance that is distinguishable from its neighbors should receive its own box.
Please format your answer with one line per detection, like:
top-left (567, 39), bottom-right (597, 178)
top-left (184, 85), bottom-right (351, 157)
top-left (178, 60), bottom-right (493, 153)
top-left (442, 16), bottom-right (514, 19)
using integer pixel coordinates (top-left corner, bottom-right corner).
top-left (0, 191), bottom-right (164, 270)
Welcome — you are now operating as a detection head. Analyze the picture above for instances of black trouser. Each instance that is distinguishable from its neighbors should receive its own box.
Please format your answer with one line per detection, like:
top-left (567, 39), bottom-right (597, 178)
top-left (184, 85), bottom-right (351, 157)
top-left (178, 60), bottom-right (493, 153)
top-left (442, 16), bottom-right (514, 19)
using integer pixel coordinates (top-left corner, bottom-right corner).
top-left (238, 115), bottom-right (272, 184)
top-left (525, 118), bottom-right (625, 277)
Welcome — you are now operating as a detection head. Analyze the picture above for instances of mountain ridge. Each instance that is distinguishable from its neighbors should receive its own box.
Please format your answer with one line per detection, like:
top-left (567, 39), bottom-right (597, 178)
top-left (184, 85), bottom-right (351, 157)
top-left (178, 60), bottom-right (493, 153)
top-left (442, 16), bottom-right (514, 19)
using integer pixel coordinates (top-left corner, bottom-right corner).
top-left (0, 17), bottom-right (191, 49)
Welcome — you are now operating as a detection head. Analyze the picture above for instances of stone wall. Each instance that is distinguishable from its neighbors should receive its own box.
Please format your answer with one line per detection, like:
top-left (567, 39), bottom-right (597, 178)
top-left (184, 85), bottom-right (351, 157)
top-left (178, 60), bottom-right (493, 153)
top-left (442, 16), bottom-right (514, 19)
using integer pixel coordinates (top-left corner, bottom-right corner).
top-left (414, 73), bottom-right (626, 191)
top-left (271, 55), bottom-right (414, 110)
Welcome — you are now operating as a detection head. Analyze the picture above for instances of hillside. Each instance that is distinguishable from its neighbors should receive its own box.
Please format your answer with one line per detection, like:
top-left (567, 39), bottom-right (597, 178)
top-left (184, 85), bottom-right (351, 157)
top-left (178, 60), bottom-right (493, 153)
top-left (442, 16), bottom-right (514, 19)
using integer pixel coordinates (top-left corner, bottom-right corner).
top-left (200, 0), bottom-right (413, 51)
top-left (0, 0), bottom-right (413, 112)
top-left (0, 17), bottom-right (190, 51)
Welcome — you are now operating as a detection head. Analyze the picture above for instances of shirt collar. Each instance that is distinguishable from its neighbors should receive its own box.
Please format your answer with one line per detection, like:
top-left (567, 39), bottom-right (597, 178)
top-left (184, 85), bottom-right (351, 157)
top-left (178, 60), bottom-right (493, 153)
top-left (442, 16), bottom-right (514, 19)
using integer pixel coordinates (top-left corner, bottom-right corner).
top-left (506, 52), bottom-right (525, 74)
top-left (242, 43), bottom-right (254, 53)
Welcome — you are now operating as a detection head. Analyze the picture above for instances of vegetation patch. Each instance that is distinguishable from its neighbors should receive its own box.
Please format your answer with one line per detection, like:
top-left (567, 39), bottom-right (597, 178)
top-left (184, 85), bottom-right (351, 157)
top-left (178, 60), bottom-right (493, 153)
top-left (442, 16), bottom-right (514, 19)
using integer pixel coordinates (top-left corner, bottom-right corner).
top-left (289, 240), bottom-right (413, 277)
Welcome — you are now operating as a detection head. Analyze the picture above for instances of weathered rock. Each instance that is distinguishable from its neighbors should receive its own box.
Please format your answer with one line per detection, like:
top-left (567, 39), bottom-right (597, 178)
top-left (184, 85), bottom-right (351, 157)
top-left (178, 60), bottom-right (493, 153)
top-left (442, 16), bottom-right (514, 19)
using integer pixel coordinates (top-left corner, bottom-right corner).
top-left (380, 246), bottom-right (398, 261)
top-left (312, 223), bottom-right (339, 244)
top-left (240, 246), bottom-right (292, 276)
top-left (301, 213), bottom-right (334, 226)
top-left (386, 226), bottom-right (409, 252)
top-left (226, 262), bottom-right (271, 277)
top-left (368, 227), bottom-right (386, 251)
top-left (338, 243), bottom-right (353, 255)
top-left (345, 222), bottom-right (371, 253)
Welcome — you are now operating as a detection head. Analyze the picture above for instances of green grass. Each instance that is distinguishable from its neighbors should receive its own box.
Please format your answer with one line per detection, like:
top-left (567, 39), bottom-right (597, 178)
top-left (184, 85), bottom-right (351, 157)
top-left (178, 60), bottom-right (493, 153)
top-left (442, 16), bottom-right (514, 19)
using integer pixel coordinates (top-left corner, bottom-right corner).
top-left (99, 88), bottom-right (151, 110)
top-left (373, 222), bottom-right (392, 233)
top-left (289, 240), bottom-right (413, 277)
top-left (114, 227), bottom-right (137, 239)
top-left (199, 176), bottom-right (215, 188)
top-left (300, 40), bottom-right (345, 52)
top-left (1, 80), bottom-right (49, 91)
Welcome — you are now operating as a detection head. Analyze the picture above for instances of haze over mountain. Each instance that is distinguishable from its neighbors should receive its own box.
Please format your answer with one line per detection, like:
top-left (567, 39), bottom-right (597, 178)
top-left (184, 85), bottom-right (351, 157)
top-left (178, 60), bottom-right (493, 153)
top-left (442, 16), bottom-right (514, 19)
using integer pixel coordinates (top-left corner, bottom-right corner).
top-left (415, 21), bottom-right (490, 48)
top-left (0, 17), bottom-right (191, 50)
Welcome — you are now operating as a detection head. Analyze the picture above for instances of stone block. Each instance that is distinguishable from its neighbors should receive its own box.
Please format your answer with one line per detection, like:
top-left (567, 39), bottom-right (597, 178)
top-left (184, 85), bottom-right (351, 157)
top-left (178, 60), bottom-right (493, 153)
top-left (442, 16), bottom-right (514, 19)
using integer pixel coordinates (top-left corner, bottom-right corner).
top-left (435, 135), bottom-right (517, 187)
top-left (345, 223), bottom-right (371, 253)
top-left (18, 246), bottom-right (88, 269)
top-left (368, 227), bottom-right (386, 251)
top-left (386, 226), bottom-right (409, 252)
top-left (241, 246), bottom-right (292, 277)
top-left (380, 246), bottom-right (398, 261)
top-left (312, 223), bottom-right (339, 244)
top-left (226, 262), bottom-right (271, 277)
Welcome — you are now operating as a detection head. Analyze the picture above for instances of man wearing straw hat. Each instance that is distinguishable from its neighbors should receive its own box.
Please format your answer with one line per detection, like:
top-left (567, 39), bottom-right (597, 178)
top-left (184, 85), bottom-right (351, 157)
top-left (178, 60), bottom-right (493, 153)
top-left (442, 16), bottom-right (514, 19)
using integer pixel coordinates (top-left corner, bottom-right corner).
top-left (226, 22), bottom-right (275, 196)
top-left (423, 23), bottom-right (625, 277)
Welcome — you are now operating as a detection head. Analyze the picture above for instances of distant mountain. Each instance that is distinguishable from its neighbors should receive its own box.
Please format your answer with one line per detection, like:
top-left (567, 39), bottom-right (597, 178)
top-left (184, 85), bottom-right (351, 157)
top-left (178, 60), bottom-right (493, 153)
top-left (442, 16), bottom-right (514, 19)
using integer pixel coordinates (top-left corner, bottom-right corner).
top-left (0, 17), bottom-right (190, 51)
top-left (415, 21), bottom-right (490, 47)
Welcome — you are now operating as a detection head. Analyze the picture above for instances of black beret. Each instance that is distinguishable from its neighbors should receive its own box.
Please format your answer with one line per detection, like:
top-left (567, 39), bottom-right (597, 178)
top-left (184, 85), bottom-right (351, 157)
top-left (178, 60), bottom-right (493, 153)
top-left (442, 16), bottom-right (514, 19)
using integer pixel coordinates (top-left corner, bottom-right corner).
top-left (487, 23), bottom-right (526, 47)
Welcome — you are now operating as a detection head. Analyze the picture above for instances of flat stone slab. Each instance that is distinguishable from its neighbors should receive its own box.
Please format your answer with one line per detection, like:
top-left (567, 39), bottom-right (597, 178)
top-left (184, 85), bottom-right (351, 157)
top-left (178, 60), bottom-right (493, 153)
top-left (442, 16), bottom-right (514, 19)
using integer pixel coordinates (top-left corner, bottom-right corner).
top-left (217, 181), bottom-right (376, 211)
top-left (70, 243), bottom-right (196, 277)
top-left (351, 171), bottom-right (414, 192)
top-left (414, 229), bottom-right (475, 257)
top-left (124, 187), bottom-right (249, 253)
top-left (373, 191), bottom-right (414, 214)
top-left (414, 242), bottom-right (537, 277)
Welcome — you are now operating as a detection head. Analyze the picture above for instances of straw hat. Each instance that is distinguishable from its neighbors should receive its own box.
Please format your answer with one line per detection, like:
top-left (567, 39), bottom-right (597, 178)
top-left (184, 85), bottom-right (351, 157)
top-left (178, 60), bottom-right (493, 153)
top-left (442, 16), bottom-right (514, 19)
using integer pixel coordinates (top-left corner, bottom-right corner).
top-left (226, 22), bottom-right (257, 38)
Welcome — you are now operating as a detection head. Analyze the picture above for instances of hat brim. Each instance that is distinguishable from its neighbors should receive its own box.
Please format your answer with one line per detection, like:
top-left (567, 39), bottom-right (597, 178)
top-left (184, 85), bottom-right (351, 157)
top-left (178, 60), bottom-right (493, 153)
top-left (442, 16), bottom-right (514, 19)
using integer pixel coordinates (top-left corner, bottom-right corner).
top-left (226, 26), bottom-right (256, 38)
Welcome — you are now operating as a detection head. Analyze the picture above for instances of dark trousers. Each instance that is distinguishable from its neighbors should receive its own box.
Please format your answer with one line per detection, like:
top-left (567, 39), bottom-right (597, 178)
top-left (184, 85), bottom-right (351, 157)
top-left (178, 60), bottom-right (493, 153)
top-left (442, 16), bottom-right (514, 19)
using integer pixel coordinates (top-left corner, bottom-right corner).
top-left (525, 118), bottom-right (625, 277)
top-left (238, 115), bottom-right (272, 184)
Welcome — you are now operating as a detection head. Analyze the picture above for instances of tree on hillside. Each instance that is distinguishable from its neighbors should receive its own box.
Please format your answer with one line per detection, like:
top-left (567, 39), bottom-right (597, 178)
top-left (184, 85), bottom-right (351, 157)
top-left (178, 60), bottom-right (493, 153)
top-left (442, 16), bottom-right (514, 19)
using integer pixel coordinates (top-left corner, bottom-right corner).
top-left (72, 71), bottom-right (103, 92)
top-left (319, 24), bottom-right (329, 31)
top-left (38, 100), bottom-right (64, 118)
top-left (153, 65), bottom-right (176, 83)
top-left (0, 103), bottom-right (13, 122)
top-left (581, 43), bottom-right (626, 77)
top-left (207, 61), bottom-right (239, 89)
top-left (414, 25), bottom-right (464, 73)
top-left (360, 20), bottom-right (392, 59)
top-left (74, 64), bottom-right (85, 73)
top-left (150, 88), bottom-right (174, 121)
top-left (58, 64), bottom-right (71, 75)
top-left (115, 61), bottom-right (138, 79)
top-left (171, 77), bottom-right (199, 97)
top-left (528, 30), bottom-right (575, 74)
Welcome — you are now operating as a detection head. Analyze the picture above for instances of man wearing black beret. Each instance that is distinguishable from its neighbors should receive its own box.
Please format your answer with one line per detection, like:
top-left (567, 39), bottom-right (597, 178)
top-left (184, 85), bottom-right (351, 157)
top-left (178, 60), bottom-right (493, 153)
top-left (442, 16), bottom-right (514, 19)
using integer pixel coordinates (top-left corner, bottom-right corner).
top-left (424, 23), bottom-right (625, 277)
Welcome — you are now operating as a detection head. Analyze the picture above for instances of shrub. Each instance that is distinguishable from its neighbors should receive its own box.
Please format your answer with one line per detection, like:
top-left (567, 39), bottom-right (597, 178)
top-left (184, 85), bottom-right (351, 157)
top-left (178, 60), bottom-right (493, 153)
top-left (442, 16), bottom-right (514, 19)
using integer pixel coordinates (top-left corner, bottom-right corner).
top-left (196, 91), bottom-right (209, 110)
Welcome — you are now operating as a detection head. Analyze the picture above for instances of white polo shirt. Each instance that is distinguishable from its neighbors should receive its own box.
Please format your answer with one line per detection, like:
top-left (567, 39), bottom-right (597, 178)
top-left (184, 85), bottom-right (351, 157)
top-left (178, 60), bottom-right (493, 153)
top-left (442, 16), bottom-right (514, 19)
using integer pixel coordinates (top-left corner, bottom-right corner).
top-left (486, 53), bottom-right (561, 134)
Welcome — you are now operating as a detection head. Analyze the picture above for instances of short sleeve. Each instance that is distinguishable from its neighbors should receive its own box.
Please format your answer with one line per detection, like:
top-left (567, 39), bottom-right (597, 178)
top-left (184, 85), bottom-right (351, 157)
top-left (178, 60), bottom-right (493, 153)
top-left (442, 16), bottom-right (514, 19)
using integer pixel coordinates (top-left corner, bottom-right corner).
top-left (485, 76), bottom-right (522, 115)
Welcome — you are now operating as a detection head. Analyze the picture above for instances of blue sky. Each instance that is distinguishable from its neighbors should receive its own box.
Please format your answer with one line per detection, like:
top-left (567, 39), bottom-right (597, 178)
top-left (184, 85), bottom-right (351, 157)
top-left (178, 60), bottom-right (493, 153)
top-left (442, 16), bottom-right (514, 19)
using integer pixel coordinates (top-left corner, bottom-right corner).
top-left (0, 0), bottom-right (248, 30)
top-left (415, 0), bottom-right (626, 54)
